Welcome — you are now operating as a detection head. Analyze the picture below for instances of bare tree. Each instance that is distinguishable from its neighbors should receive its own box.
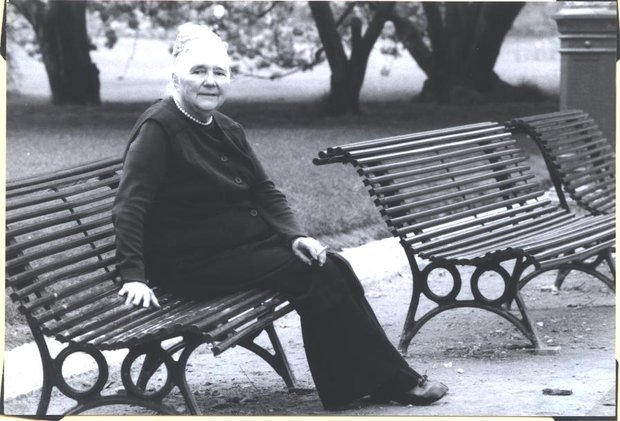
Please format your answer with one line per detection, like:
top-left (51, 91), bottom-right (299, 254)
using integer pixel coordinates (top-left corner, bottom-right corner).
top-left (310, 2), bottom-right (395, 114)
top-left (10, 0), bottom-right (101, 104)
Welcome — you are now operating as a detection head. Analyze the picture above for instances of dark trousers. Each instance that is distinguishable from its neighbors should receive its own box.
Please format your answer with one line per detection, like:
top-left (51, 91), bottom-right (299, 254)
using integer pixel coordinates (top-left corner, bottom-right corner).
top-left (260, 253), bottom-right (421, 409)
top-left (156, 251), bottom-right (421, 409)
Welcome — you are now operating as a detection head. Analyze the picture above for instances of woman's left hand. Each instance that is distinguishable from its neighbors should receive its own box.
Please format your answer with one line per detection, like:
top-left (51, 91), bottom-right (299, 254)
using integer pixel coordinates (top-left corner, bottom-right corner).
top-left (292, 237), bottom-right (328, 267)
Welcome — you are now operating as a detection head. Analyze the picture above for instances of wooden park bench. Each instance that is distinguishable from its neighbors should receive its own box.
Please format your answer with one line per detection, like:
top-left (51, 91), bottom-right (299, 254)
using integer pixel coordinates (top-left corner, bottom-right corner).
top-left (5, 158), bottom-right (296, 415)
top-left (314, 122), bottom-right (615, 354)
top-left (505, 110), bottom-right (615, 289)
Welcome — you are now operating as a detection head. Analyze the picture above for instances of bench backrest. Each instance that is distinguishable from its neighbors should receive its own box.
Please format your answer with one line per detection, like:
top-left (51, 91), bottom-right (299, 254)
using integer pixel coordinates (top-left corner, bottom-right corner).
top-left (508, 110), bottom-right (615, 215)
top-left (315, 123), bottom-right (553, 253)
top-left (6, 158), bottom-right (293, 353)
top-left (6, 158), bottom-right (125, 336)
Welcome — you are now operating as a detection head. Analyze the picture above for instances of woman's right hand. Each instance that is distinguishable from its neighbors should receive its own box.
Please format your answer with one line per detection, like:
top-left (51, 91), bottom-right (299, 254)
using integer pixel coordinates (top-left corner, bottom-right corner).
top-left (119, 281), bottom-right (161, 308)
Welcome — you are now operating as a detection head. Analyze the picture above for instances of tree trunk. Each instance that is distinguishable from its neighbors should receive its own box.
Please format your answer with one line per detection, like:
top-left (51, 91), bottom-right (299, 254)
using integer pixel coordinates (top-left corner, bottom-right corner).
top-left (463, 2), bottom-right (525, 90)
top-left (328, 60), bottom-right (362, 114)
top-left (309, 2), bottom-right (394, 115)
top-left (392, 2), bottom-right (524, 103)
top-left (12, 0), bottom-right (100, 104)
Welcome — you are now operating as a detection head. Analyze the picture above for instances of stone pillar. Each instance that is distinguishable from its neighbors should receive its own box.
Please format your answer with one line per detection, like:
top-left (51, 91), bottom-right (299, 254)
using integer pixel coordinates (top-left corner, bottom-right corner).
top-left (554, 3), bottom-right (617, 147)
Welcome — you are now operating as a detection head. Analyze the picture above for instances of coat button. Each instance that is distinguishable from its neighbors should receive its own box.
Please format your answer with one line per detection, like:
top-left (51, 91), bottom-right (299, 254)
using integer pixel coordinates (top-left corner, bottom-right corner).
top-left (250, 209), bottom-right (258, 217)
top-left (234, 177), bottom-right (243, 184)
top-left (220, 155), bottom-right (229, 162)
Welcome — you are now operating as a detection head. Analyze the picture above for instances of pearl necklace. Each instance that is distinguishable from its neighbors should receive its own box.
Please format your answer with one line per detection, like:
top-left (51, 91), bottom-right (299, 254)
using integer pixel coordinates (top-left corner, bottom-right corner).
top-left (173, 97), bottom-right (213, 126)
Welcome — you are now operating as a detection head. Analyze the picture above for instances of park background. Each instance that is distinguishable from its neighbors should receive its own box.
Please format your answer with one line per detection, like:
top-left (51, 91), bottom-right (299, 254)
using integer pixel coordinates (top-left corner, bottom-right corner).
top-left (6, 1), bottom-right (561, 250)
top-left (3, 1), bottom-right (616, 416)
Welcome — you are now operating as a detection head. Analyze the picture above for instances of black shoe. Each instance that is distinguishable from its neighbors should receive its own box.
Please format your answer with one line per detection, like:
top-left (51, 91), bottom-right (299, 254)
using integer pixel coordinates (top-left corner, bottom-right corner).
top-left (391, 375), bottom-right (448, 406)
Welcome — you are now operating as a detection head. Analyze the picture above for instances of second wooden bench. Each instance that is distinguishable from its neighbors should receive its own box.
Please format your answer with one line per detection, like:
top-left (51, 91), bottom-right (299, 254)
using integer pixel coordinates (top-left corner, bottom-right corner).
top-left (315, 121), bottom-right (615, 353)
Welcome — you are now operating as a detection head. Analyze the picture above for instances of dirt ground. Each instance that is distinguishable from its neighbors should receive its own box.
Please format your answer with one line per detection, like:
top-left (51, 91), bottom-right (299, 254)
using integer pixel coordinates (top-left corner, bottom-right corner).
top-left (3, 238), bottom-right (616, 417)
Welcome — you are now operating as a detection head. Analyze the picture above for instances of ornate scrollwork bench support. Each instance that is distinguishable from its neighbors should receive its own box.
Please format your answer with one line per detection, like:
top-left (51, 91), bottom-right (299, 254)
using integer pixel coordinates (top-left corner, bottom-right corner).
top-left (398, 249), bottom-right (545, 354)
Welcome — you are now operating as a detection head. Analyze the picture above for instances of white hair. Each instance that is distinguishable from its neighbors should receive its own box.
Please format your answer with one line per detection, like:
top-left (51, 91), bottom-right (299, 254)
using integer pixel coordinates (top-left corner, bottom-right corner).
top-left (172, 23), bottom-right (228, 62)
top-left (166, 23), bottom-right (230, 96)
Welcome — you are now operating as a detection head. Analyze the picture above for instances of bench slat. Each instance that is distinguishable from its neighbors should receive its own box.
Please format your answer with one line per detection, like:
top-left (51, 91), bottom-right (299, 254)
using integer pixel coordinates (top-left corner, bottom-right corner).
top-left (346, 127), bottom-right (508, 159)
top-left (538, 240), bottom-right (615, 268)
top-left (11, 255), bottom-right (116, 302)
top-left (557, 154), bottom-right (612, 173)
top-left (44, 287), bottom-right (124, 334)
top-left (358, 142), bottom-right (517, 175)
top-left (23, 269), bottom-right (117, 313)
top-left (157, 290), bottom-right (276, 335)
top-left (389, 184), bottom-right (538, 226)
top-left (6, 174), bottom-right (120, 212)
top-left (428, 212), bottom-right (576, 259)
top-left (533, 227), bottom-right (616, 261)
top-left (7, 202), bottom-right (112, 238)
top-left (525, 217), bottom-right (614, 254)
top-left (212, 303), bottom-right (294, 355)
top-left (7, 227), bottom-right (114, 271)
top-left (66, 297), bottom-right (191, 344)
top-left (365, 148), bottom-right (522, 185)
top-left (63, 294), bottom-right (184, 343)
top-left (431, 213), bottom-right (607, 260)
top-left (6, 189), bottom-right (116, 225)
top-left (534, 117), bottom-right (595, 134)
top-left (7, 242), bottom-right (116, 288)
top-left (407, 203), bottom-right (564, 246)
top-left (202, 296), bottom-right (287, 340)
top-left (370, 160), bottom-right (529, 196)
top-left (355, 132), bottom-right (513, 165)
top-left (382, 174), bottom-right (535, 215)
top-left (562, 161), bottom-right (613, 184)
top-left (396, 193), bottom-right (546, 236)
top-left (375, 167), bottom-right (534, 206)
top-left (6, 163), bottom-right (122, 198)
top-left (550, 135), bottom-right (607, 155)
top-left (6, 216), bottom-right (112, 255)
top-left (85, 289), bottom-right (267, 347)
top-left (517, 109), bottom-right (585, 125)
top-left (37, 283), bottom-right (119, 325)
top-left (415, 208), bottom-right (570, 253)
top-left (541, 127), bottom-right (602, 147)
top-left (320, 121), bottom-right (498, 156)
top-left (451, 216), bottom-right (613, 263)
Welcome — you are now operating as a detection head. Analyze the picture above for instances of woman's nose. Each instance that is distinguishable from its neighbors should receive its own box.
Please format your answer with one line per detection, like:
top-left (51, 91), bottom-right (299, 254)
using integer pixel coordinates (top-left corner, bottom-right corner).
top-left (203, 72), bottom-right (216, 86)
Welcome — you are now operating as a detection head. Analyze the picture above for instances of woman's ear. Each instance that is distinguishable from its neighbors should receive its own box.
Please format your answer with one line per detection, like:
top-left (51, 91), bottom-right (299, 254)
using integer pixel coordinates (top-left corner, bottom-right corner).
top-left (171, 73), bottom-right (180, 90)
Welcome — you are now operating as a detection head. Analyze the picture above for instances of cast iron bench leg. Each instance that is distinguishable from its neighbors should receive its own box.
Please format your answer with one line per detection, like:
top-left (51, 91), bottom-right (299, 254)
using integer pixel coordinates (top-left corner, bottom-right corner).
top-left (64, 395), bottom-right (179, 415)
top-left (398, 253), bottom-right (548, 354)
top-left (239, 323), bottom-right (296, 389)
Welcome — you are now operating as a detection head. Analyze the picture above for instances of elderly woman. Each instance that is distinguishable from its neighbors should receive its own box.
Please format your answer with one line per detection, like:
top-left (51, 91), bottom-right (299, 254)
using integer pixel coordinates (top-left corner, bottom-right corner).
top-left (112, 23), bottom-right (447, 411)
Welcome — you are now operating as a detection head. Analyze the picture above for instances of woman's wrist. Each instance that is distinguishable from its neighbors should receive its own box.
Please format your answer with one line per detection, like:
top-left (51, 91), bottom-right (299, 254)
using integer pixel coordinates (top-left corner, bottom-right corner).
top-left (121, 279), bottom-right (149, 286)
top-left (290, 236), bottom-right (307, 249)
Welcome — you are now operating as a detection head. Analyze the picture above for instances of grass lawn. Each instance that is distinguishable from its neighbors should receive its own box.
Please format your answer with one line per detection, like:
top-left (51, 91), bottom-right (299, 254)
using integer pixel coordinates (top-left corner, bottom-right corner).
top-left (6, 96), bottom-right (558, 247)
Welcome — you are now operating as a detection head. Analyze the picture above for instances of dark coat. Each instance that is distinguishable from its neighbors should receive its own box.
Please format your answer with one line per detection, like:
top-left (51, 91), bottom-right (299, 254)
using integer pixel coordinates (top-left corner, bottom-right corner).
top-left (112, 97), bottom-right (306, 292)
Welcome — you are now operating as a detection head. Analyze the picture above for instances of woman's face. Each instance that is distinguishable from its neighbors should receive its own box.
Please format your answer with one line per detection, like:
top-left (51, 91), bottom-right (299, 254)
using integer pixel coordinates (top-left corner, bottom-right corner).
top-left (173, 45), bottom-right (231, 119)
